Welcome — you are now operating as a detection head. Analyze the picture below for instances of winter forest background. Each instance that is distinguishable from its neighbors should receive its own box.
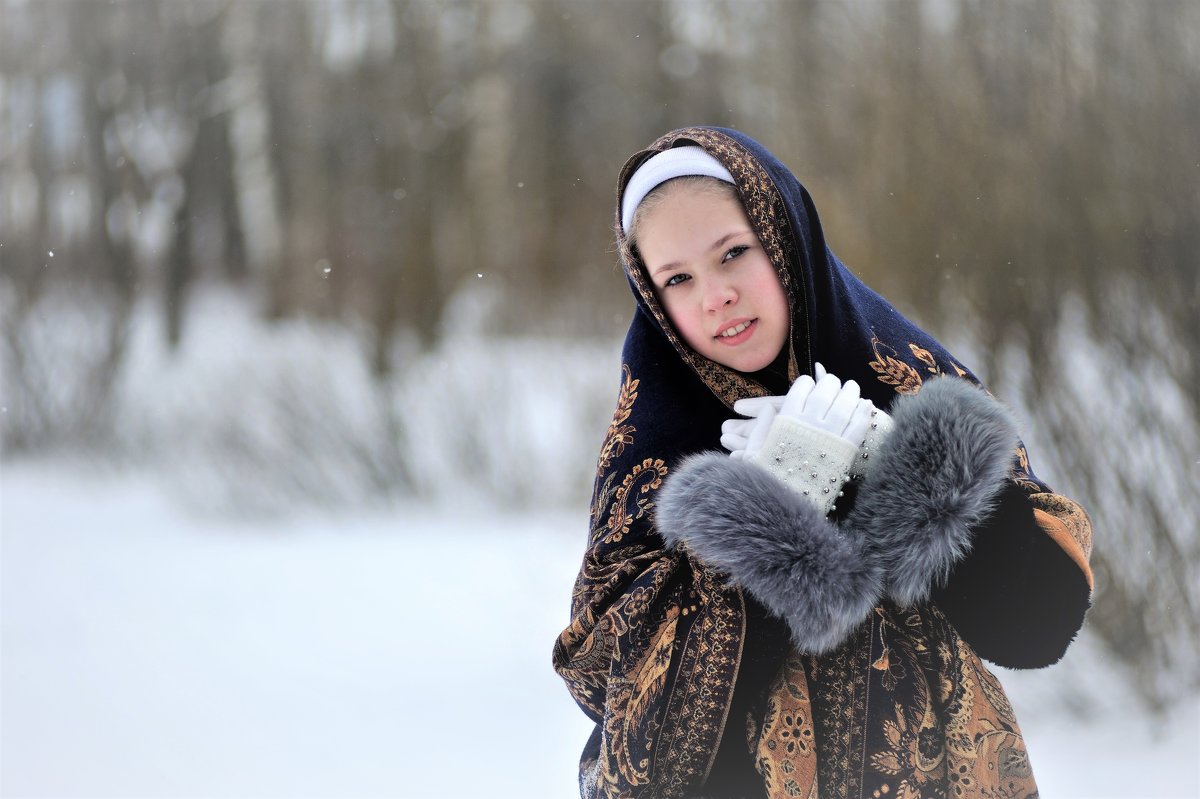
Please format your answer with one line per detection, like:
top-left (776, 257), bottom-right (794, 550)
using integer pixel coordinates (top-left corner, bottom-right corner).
top-left (1, 0), bottom-right (1198, 796)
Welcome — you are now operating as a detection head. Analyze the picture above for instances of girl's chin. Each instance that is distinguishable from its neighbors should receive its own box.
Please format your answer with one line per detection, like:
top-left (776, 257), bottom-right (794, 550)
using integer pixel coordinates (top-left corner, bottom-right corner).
top-left (713, 349), bottom-right (776, 373)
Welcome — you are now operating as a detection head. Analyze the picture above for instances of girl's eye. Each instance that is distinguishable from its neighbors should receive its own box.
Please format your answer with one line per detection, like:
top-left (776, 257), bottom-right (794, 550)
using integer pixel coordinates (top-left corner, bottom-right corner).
top-left (722, 245), bottom-right (750, 263)
top-left (663, 273), bottom-right (690, 288)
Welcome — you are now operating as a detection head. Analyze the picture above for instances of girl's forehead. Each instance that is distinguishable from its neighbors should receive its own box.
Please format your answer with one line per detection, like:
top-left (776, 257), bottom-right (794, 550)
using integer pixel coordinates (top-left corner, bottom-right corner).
top-left (638, 192), bottom-right (749, 257)
top-left (640, 183), bottom-right (747, 231)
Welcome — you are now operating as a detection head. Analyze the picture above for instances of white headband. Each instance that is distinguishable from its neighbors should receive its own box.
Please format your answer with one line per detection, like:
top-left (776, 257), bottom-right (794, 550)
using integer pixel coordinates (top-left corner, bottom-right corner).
top-left (620, 146), bottom-right (735, 234)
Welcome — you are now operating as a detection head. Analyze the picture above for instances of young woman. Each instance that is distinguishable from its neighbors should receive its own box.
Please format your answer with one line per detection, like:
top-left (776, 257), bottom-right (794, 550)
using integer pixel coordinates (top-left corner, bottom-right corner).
top-left (553, 127), bottom-right (1093, 799)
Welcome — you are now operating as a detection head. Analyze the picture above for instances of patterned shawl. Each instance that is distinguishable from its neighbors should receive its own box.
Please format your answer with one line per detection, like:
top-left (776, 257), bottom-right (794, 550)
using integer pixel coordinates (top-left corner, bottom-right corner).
top-left (553, 127), bottom-right (1093, 798)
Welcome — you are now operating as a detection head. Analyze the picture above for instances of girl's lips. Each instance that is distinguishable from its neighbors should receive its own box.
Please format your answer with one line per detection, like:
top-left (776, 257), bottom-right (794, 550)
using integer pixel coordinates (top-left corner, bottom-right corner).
top-left (715, 318), bottom-right (757, 346)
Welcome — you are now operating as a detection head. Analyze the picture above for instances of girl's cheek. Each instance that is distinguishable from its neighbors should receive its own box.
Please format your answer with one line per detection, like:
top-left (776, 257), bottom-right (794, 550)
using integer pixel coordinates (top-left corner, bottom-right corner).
top-left (661, 298), bottom-right (691, 332)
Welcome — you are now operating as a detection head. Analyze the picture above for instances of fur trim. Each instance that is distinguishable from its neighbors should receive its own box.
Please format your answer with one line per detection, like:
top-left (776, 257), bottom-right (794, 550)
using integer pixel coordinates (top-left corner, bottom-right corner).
top-left (849, 376), bottom-right (1019, 607)
top-left (657, 453), bottom-right (882, 654)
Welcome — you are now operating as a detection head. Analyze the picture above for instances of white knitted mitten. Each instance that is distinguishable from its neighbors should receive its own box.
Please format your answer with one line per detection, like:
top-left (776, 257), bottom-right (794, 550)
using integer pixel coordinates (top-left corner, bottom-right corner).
top-left (739, 371), bottom-right (874, 515)
top-left (748, 415), bottom-right (859, 515)
top-left (851, 406), bottom-right (895, 479)
top-left (723, 367), bottom-right (898, 513)
top-left (725, 398), bottom-right (895, 472)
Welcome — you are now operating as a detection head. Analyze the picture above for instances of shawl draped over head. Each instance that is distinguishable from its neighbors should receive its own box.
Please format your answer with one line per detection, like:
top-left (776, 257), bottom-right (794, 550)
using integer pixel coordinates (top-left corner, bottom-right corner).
top-left (553, 127), bottom-right (1094, 799)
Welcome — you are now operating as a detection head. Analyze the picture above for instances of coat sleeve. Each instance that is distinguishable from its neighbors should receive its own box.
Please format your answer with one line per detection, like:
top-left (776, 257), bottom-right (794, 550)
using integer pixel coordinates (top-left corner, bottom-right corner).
top-left (845, 375), bottom-right (1094, 669)
top-left (932, 483), bottom-right (1093, 668)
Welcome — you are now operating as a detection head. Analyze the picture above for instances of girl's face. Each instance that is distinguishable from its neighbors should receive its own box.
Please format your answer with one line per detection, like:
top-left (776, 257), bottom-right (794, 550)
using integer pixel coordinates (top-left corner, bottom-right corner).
top-left (636, 183), bottom-right (790, 373)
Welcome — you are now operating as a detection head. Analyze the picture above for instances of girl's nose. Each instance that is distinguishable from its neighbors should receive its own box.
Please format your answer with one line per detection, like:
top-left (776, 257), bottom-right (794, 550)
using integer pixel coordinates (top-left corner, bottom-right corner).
top-left (703, 281), bottom-right (737, 312)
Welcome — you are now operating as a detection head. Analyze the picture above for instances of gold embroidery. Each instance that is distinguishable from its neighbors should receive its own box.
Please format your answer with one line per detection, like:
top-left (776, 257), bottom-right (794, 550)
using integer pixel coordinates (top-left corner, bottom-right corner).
top-left (597, 365), bottom-right (639, 477)
top-left (654, 569), bottom-right (743, 797)
top-left (559, 361), bottom-right (745, 798)
top-left (871, 338), bottom-right (972, 396)
top-left (753, 651), bottom-right (819, 798)
top-left (1016, 445), bottom-right (1032, 476)
top-left (1012, 445), bottom-right (1043, 492)
top-left (1029, 492), bottom-right (1093, 561)
top-left (586, 561), bottom-right (682, 796)
top-left (869, 335), bottom-right (923, 394)
top-left (863, 606), bottom-right (1037, 799)
top-left (608, 603), bottom-right (681, 788)
top-left (909, 342), bottom-right (938, 373)
top-left (602, 458), bottom-right (668, 545)
top-left (807, 618), bottom-right (875, 798)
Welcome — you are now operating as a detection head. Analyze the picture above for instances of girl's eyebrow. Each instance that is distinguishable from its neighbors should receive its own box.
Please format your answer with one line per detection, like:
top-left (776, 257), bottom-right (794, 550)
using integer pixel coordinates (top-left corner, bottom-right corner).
top-left (651, 230), bottom-right (750, 276)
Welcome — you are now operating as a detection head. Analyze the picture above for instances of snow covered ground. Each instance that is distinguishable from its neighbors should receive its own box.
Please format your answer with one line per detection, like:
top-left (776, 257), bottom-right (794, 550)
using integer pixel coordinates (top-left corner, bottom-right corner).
top-left (2, 461), bottom-right (1197, 798)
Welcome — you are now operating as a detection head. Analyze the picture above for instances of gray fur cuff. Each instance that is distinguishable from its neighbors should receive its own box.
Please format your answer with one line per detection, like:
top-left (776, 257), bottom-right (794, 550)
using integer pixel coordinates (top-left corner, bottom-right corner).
top-left (849, 376), bottom-right (1019, 606)
top-left (657, 453), bottom-right (882, 654)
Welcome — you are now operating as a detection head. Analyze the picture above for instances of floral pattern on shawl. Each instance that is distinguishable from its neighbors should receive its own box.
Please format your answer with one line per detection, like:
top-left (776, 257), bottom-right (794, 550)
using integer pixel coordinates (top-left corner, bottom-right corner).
top-left (750, 604), bottom-right (1038, 799)
top-left (553, 359), bottom-right (745, 797)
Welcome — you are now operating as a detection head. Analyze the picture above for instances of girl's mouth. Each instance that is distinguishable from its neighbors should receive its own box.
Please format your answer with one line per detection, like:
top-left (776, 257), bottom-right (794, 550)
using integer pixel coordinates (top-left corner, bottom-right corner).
top-left (715, 319), bottom-right (757, 345)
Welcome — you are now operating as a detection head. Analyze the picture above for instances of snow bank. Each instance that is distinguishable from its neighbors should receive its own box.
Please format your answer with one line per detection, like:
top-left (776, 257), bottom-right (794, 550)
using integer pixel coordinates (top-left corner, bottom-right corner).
top-left (3, 462), bottom-right (1197, 798)
top-left (1, 461), bottom-right (593, 797)
top-left (1, 286), bottom-right (622, 514)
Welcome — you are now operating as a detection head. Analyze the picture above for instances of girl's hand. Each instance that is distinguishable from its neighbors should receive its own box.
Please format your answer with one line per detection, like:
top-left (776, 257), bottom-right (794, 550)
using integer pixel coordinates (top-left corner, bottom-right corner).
top-left (721, 364), bottom-right (884, 461)
top-left (721, 399), bottom-right (780, 460)
top-left (723, 364), bottom-right (893, 515)
top-left (780, 367), bottom-right (877, 447)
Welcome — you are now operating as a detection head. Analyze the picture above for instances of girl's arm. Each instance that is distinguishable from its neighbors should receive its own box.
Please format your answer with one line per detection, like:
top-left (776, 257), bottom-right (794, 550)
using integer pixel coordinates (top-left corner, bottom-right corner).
top-left (927, 484), bottom-right (1093, 668)
top-left (658, 375), bottom-right (1093, 667)
top-left (843, 376), bottom-right (1093, 667)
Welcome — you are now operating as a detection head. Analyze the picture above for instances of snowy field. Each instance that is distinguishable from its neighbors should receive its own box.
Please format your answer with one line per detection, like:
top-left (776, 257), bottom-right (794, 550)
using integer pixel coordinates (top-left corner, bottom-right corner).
top-left (2, 461), bottom-right (1197, 798)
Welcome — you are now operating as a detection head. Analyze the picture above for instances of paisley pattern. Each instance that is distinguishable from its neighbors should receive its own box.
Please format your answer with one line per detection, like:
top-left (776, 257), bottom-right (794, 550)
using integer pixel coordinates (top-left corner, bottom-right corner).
top-left (599, 457), bottom-right (669, 546)
top-left (752, 605), bottom-right (1039, 799)
top-left (553, 360), bottom-right (743, 797)
top-left (860, 606), bottom-right (1036, 799)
